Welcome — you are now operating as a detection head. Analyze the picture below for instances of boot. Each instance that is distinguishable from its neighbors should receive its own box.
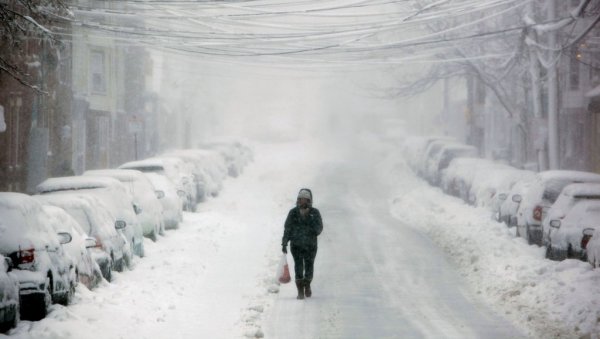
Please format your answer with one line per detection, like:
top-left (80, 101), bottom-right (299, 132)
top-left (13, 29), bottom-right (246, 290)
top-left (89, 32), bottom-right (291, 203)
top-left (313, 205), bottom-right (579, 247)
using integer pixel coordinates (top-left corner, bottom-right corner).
top-left (304, 279), bottom-right (312, 298)
top-left (295, 279), bottom-right (305, 300)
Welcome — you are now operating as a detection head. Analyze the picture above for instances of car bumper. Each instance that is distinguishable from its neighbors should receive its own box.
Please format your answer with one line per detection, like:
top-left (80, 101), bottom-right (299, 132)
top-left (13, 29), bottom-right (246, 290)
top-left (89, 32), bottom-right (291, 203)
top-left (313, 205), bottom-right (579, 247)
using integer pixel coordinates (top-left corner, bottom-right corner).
top-left (11, 270), bottom-right (46, 296)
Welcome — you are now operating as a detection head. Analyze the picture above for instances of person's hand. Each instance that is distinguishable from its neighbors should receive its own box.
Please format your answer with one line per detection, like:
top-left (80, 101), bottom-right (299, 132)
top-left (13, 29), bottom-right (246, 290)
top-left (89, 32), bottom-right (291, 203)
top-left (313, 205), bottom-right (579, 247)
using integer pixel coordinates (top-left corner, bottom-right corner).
top-left (282, 245), bottom-right (287, 254)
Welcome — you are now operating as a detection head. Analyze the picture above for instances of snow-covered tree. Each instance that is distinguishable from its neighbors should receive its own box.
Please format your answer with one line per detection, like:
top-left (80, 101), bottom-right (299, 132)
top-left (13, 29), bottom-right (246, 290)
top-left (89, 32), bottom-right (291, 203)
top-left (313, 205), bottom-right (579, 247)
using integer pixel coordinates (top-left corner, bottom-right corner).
top-left (0, 0), bottom-right (71, 90)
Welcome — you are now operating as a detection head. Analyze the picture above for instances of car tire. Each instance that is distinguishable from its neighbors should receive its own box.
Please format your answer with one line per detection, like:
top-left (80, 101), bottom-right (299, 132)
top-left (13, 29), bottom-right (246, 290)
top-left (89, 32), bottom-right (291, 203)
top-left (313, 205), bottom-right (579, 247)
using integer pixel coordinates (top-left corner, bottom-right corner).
top-left (105, 262), bottom-right (113, 282)
top-left (149, 229), bottom-right (157, 242)
top-left (546, 245), bottom-right (556, 260)
top-left (567, 244), bottom-right (574, 259)
top-left (0, 303), bottom-right (18, 333)
top-left (57, 272), bottom-right (76, 306)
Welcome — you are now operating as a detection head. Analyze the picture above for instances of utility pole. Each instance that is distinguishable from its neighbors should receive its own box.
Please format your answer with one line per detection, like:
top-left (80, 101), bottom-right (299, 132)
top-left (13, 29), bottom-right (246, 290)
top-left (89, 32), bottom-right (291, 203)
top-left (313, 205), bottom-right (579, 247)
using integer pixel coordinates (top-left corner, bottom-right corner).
top-left (443, 77), bottom-right (449, 136)
top-left (526, 2), bottom-right (547, 171)
top-left (547, 0), bottom-right (560, 169)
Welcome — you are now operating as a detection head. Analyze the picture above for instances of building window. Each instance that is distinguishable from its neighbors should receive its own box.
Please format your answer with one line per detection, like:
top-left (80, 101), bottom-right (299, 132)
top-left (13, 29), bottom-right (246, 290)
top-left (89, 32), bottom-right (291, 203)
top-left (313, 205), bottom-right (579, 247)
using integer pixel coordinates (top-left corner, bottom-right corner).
top-left (90, 50), bottom-right (106, 94)
top-left (570, 47), bottom-right (580, 90)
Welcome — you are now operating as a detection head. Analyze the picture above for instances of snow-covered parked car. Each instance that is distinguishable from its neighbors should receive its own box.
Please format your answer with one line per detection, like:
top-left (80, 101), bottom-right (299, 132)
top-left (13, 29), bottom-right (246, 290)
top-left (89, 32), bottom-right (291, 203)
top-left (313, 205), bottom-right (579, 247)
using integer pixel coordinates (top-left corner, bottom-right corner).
top-left (542, 183), bottom-right (600, 259)
top-left (37, 176), bottom-right (145, 263)
top-left (119, 157), bottom-right (196, 212)
top-left (162, 150), bottom-right (215, 203)
top-left (187, 149), bottom-right (228, 196)
top-left (498, 178), bottom-right (535, 227)
top-left (489, 171), bottom-right (537, 222)
top-left (440, 157), bottom-right (495, 200)
top-left (418, 138), bottom-right (457, 178)
top-left (465, 164), bottom-right (516, 207)
top-left (470, 168), bottom-right (535, 211)
top-left (424, 143), bottom-right (478, 186)
top-left (0, 193), bottom-right (76, 320)
top-left (545, 199), bottom-right (600, 261)
top-left (35, 194), bottom-right (125, 281)
top-left (84, 169), bottom-right (165, 241)
top-left (0, 256), bottom-right (19, 332)
top-left (402, 136), bottom-right (455, 173)
top-left (144, 172), bottom-right (183, 230)
top-left (39, 205), bottom-right (103, 289)
top-left (199, 141), bottom-right (247, 178)
top-left (513, 171), bottom-right (600, 246)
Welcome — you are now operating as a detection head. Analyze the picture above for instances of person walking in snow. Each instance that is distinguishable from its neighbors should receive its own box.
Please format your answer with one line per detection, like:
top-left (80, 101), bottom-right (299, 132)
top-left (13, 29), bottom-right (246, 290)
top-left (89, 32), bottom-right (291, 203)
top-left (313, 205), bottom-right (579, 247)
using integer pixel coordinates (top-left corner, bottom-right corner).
top-left (282, 188), bottom-right (323, 300)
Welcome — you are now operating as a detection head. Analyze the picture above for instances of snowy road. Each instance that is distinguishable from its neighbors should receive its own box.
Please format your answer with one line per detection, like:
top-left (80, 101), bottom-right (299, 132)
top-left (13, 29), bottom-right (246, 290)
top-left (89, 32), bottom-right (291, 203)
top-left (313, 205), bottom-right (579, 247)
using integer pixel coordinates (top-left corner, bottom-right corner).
top-left (264, 141), bottom-right (523, 338)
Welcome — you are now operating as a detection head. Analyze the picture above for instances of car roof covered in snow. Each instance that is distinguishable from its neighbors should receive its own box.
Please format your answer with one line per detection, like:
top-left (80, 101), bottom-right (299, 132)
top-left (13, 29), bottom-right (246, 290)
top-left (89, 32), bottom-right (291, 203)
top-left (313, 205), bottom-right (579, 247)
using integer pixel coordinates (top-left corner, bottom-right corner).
top-left (119, 157), bottom-right (183, 169)
top-left (538, 170), bottom-right (600, 183)
top-left (84, 169), bottom-right (144, 183)
top-left (0, 192), bottom-right (41, 214)
top-left (37, 176), bottom-right (124, 194)
top-left (34, 192), bottom-right (99, 210)
top-left (0, 192), bottom-right (60, 252)
top-left (560, 183), bottom-right (600, 197)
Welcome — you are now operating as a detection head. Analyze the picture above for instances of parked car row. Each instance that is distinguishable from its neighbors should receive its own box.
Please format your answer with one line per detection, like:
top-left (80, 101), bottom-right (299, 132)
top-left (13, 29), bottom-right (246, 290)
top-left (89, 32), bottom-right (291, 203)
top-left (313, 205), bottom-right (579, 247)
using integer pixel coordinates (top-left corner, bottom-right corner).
top-left (0, 141), bottom-right (253, 332)
top-left (403, 136), bottom-right (600, 269)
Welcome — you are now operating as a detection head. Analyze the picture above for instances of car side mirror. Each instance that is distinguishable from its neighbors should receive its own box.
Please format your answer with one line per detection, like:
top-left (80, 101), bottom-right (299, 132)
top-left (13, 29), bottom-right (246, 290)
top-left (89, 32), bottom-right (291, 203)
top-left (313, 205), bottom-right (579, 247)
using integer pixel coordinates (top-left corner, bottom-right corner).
top-left (155, 190), bottom-right (165, 199)
top-left (512, 194), bottom-right (522, 203)
top-left (549, 220), bottom-right (561, 228)
top-left (84, 237), bottom-right (98, 249)
top-left (115, 220), bottom-right (127, 230)
top-left (57, 232), bottom-right (73, 245)
top-left (133, 203), bottom-right (143, 215)
top-left (498, 193), bottom-right (507, 201)
top-left (582, 228), bottom-right (595, 237)
top-left (4, 257), bottom-right (13, 273)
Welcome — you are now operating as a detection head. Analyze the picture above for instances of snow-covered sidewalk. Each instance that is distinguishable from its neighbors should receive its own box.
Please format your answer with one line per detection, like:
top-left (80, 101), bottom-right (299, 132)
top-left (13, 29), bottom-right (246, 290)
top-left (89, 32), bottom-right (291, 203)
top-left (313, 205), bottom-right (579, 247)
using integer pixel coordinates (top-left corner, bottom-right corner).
top-left (4, 141), bottom-right (325, 339)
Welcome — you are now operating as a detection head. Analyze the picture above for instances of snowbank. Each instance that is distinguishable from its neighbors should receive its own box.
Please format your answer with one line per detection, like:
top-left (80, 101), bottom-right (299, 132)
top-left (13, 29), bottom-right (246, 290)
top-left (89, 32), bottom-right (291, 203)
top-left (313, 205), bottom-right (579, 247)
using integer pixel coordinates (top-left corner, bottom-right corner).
top-left (382, 152), bottom-right (600, 338)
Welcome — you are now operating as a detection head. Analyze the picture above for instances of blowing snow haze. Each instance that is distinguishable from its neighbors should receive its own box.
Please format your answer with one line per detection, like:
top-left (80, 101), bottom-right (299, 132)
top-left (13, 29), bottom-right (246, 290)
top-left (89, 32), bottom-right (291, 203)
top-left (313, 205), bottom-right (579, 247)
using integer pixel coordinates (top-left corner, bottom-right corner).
top-left (1, 1), bottom-right (600, 338)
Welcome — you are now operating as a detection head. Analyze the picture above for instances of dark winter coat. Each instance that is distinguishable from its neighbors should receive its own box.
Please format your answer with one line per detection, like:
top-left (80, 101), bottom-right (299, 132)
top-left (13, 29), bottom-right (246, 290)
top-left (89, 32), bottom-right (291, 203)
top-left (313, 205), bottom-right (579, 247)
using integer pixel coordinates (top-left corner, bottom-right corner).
top-left (282, 206), bottom-right (323, 248)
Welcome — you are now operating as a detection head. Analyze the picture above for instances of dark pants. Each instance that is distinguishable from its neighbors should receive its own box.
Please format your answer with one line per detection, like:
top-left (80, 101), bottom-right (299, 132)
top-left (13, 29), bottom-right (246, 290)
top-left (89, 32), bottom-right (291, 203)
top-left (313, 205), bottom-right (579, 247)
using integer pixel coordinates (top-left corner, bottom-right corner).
top-left (290, 243), bottom-right (317, 281)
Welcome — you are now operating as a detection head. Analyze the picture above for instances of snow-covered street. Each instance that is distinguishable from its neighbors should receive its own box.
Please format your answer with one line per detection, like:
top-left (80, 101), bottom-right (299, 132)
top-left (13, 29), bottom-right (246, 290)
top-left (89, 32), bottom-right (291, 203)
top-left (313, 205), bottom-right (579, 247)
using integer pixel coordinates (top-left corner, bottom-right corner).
top-left (264, 139), bottom-right (523, 338)
top-left (7, 132), bottom-right (588, 339)
top-left (3, 1), bottom-right (600, 338)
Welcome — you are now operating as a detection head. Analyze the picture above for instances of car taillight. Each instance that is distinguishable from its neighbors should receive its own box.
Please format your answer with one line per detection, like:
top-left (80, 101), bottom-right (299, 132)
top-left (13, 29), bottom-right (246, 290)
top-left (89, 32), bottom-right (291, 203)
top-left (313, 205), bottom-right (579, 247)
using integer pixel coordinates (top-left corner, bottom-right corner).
top-left (95, 236), bottom-right (104, 249)
top-left (582, 228), bottom-right (595, 250)
top-left (582, 235), bottom-right (592, 250)
top-left (17, 248), bottom-right (35, 265)
top-left (533, 206), bottom-right (543, 221)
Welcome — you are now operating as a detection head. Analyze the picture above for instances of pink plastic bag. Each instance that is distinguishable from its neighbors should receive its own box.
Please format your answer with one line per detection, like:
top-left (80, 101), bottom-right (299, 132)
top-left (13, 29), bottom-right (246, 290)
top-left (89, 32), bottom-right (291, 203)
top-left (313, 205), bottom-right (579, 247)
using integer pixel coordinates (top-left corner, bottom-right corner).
top-left (276, 254), bottom-right (291, 284)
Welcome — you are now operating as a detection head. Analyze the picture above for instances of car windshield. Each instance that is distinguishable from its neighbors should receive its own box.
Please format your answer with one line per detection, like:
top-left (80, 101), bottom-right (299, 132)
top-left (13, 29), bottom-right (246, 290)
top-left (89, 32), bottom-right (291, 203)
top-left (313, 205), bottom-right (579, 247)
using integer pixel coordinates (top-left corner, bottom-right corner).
top-left (543, 179), bottom-right (575, 204)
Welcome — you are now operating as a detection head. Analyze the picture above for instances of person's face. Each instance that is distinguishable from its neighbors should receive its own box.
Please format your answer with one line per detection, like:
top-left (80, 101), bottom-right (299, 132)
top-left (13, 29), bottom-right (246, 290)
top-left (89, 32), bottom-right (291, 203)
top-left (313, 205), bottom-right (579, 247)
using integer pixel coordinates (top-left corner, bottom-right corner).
top-left (298, 198), bottom-right (310, 207)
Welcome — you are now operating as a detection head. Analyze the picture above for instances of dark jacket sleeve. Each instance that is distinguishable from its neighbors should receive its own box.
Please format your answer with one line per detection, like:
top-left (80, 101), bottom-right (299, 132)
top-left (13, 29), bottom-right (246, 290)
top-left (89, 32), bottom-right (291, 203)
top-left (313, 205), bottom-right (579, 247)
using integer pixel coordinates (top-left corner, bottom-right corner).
top-left (312, 208), bottom-right (323, 236)
top-left (282, 209), bottom-right (294, 246)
